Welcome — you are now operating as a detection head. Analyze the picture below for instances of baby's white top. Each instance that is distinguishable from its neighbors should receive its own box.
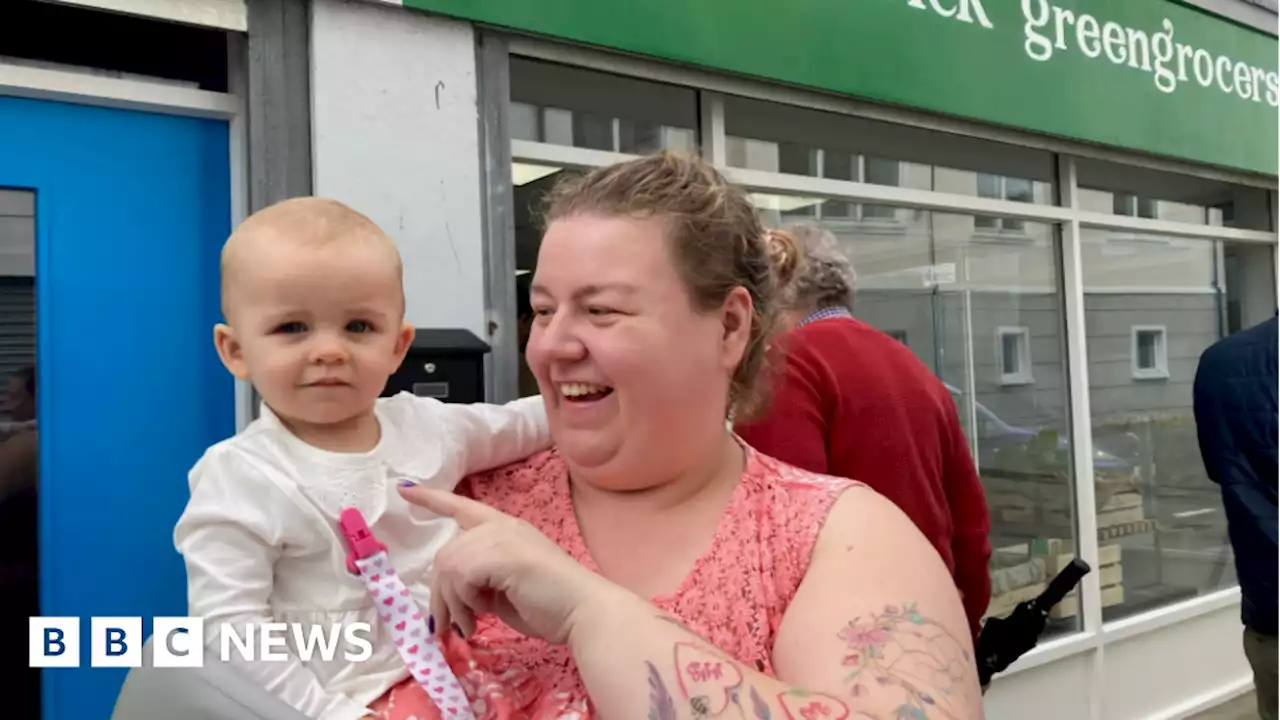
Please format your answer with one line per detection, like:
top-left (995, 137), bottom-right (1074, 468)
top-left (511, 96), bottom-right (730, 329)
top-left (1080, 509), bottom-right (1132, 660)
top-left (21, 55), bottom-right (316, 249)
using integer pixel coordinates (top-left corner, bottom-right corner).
top-left (174, 392), bottom-right (549, 720)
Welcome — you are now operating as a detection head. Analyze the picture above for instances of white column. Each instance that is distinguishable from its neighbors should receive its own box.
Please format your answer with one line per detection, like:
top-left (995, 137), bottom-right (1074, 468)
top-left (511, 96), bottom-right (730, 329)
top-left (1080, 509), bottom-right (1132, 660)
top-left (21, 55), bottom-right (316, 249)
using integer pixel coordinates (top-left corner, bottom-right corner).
top-left (311, 0), bottom-right (486, 337)
top-left (1057, 155), bottom-right (1104, 720)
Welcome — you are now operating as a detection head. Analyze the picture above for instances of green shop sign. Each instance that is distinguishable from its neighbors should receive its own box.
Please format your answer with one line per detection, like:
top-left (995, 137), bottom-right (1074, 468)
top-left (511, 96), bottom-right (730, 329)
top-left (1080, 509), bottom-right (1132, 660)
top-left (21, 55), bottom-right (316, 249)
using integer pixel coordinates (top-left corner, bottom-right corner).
top-left (402, 0), bottom-right (1279, 176)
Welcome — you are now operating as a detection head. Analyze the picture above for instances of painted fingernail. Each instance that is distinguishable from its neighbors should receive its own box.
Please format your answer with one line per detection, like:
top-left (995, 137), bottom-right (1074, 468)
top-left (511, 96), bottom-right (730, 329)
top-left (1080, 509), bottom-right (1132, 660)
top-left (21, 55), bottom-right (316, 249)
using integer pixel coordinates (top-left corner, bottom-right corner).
top-left (451, 622), bottom-right (465, 639)
top-left (398, 480), bottom-right (416, 487)
top-left (428, 615), bottom-right (436, 634)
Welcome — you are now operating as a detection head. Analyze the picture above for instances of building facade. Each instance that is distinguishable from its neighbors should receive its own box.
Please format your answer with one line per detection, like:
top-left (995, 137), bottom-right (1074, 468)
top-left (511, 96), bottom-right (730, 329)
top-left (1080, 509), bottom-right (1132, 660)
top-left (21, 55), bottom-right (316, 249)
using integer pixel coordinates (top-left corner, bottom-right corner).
top-left (1, 1), bottom-right (1276, 719)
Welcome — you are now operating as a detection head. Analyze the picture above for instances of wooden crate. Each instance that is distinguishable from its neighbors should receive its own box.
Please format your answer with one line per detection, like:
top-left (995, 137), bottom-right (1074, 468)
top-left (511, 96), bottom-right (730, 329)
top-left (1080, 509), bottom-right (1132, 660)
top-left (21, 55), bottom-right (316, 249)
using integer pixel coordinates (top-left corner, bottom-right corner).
top-left (1044, 543), bottom-right (1125, 619)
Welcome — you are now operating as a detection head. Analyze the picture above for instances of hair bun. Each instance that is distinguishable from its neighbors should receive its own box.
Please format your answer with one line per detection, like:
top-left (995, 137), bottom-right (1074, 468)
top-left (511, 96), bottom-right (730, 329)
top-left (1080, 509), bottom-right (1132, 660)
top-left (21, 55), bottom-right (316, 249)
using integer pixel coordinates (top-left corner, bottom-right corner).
top-left (763, 228), bottom-right (801, 287)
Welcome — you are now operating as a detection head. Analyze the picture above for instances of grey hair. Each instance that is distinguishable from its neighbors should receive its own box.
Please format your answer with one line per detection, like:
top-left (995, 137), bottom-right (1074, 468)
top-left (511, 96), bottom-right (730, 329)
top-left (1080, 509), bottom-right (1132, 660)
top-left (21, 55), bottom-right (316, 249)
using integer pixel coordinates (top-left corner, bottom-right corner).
top-left (780, 223), bottom-right (856, 312)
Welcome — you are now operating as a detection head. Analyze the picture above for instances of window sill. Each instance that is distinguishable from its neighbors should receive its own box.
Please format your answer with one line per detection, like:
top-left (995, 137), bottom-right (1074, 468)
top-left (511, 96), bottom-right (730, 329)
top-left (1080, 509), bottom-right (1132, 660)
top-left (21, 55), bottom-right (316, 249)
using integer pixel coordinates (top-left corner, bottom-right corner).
top-left (999, 374), bottom-right (1035, 386)
top-left (1132, 369), bottom-right (1170, 381)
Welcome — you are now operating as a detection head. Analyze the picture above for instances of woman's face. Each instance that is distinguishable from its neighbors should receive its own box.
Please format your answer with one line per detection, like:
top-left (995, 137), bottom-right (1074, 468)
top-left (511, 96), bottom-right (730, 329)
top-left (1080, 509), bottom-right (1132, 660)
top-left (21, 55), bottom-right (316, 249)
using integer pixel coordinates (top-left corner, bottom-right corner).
top-left (527, 214), bottom-right (752, 490)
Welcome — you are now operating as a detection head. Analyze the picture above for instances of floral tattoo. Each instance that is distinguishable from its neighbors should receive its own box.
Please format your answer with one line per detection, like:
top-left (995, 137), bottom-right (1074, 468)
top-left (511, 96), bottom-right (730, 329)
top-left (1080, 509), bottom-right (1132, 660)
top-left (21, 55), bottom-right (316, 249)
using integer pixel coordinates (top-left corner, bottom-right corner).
top-left (840, 603), bottom-right (975, 719)
top-left (645, 603), bottom-right (975, 720)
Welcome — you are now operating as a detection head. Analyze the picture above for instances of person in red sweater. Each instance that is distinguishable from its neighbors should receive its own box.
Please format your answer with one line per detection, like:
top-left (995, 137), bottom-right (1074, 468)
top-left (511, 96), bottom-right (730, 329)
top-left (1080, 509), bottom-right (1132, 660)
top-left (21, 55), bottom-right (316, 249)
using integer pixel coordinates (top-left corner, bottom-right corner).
top-left (737, 224), bottom-right (993, 640)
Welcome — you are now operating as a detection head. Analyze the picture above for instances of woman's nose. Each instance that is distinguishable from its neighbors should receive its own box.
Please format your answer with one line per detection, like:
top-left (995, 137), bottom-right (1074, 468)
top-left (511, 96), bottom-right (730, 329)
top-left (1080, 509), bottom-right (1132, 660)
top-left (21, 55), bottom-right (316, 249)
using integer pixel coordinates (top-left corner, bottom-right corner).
top-left (533, 314), bottom-right (587, 362)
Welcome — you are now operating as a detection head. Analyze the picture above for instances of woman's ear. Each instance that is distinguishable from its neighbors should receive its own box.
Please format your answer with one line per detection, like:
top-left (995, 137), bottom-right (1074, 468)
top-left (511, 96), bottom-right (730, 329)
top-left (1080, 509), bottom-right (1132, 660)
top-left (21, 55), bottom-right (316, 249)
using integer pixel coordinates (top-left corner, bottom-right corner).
top-left (719, 286), bottom-right (754, 370)
top-left (213, 324), bottom-right (250, 379)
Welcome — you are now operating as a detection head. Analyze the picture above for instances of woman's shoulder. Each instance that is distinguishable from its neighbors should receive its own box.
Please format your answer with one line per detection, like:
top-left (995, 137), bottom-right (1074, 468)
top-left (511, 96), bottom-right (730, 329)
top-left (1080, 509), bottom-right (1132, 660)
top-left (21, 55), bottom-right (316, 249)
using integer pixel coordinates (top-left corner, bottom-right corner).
top-left (461, 448), bottom-right (565, 512)
top-left (745, 445), bottom-right (862, 501)
top-left (738, 446), bottom-right (864, 558)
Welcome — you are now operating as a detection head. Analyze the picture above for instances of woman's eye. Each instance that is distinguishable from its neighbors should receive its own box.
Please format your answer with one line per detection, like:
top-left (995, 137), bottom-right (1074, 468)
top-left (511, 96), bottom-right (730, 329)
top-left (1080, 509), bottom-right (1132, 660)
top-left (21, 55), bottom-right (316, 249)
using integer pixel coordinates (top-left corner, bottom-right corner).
top-left (275, 322), bottom-right (306, 334)
top-left (586, 306), bottom-right (615, 317)
top-left (532, 307), bottom-right (554, 318)
top-left (346, 320), bottom-right (374, 333)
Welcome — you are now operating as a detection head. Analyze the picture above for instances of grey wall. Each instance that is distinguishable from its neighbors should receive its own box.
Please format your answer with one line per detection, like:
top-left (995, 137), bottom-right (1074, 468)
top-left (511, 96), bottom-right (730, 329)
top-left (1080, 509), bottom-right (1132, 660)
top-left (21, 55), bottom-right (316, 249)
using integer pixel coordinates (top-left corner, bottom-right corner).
top-left (854, 289), bottom-right (1226, 443)
top-left (1084, 294), bottom-right (1219, 421)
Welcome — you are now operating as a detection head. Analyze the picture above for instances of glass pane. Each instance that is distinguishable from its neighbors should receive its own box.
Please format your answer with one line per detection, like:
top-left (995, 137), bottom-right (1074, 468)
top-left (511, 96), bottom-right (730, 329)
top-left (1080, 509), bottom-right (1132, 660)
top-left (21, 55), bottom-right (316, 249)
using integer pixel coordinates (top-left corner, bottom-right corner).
top-left (571, 111), bottom-right (614, 152)
top-left (1001, 334), bottom-right (1021, 374)
top-left (724, 93), bottom-right (1057, 206)
top-left (1136, 332), bottom-right (1158, 369)
top-left (1078, 157), bottom-right (1273, 230)
top-left (0, 187), bottom-right (38, 714)
top-left (509, 101), bottom-right (539, 142)
top-left (755, 199), bottom-right (1079, 639)
top-left (1006, 178), bottom-right (1034, 204)
top-left (509, 57), bottom-right (698, 155)
top-left (977, 173), bottom-right (1001, 199)
top-left (510, 165), bottom-right (584, 397)
top-left (1082, 227), bottom-right (1277, 623)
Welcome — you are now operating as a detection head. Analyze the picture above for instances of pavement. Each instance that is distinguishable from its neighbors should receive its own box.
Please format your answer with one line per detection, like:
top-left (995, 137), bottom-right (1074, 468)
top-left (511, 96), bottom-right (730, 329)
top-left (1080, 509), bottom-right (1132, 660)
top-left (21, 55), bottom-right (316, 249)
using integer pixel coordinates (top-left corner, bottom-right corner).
top-left (1189, 694), bottom-right (1259, 720)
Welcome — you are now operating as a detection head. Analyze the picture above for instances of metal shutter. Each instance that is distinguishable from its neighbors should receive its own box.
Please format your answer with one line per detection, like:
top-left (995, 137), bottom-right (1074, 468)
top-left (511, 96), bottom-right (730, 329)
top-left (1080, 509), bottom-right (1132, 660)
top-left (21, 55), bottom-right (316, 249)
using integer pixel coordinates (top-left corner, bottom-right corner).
top-left (0, 277), bottom-right (35, 419)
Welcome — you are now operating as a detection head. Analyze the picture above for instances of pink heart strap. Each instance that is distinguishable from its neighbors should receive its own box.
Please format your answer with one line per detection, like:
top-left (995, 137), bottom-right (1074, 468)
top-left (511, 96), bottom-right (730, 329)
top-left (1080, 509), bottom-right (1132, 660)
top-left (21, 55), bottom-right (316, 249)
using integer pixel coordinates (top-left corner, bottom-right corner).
top-left (340, 507), bottom-right (476, 720)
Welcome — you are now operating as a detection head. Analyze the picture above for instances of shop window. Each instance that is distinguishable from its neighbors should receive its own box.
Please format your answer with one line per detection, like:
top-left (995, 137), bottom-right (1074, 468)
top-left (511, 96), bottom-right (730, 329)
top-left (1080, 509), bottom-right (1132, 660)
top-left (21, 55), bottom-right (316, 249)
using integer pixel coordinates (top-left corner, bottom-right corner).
top-left (1113, 193), bottom-right (1158, 220)
top-left (722, 93), bottom-right (1057, 209)
top-left (1081, 222), bottom-right (1276, 623)
top-left (0, 186), bottom-right (37, 715)
top-left (997, 326), bottom-right (1033, 385)
top-left (1076, 157), bottom-right (1273, 230)
top-left (1130, 326), bottom-right (1168, 380)
top-left (758, 202), bottom-right (1077, 640)
top-left (975, 174), bottom-right (1034, 232)
top-left (508, 58), bottom-right (698, 155)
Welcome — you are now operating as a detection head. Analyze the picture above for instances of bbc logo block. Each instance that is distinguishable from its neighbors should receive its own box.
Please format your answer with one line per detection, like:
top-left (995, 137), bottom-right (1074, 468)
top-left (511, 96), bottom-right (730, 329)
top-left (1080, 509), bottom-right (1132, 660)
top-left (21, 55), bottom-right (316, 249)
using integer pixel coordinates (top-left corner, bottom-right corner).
top-left (91, 617), bottom-right (142, 668)
top-left (152, 616), bottom-right (204, 668)
top-left (29, 616), bottom-right (202, 668)
top-left (29, 617), bottom-right (80, 668)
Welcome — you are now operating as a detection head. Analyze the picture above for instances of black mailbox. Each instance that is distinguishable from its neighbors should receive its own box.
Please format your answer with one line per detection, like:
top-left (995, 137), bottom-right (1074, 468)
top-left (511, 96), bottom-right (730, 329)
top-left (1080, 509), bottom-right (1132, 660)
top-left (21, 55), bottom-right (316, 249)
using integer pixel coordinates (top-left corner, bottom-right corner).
top-left (383, 328), bottom-right (490, 404)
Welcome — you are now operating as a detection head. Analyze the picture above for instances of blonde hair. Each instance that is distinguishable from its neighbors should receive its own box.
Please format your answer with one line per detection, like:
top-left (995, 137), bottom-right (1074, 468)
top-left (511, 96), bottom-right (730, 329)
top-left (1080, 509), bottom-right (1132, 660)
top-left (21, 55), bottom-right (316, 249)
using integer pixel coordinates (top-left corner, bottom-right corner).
top-left (541, 152), bottom-right (782, 420)
top-left (219, 197), bottom-right (404, 318)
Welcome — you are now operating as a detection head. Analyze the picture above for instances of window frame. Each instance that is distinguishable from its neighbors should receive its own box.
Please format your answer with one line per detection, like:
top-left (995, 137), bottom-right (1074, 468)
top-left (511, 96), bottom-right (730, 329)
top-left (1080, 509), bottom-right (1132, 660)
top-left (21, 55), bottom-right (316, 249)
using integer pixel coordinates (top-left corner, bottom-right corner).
top-left (1130, 324), bottom-right (1170, 380)
top-left (996, 325), bottom-right (1035, 386)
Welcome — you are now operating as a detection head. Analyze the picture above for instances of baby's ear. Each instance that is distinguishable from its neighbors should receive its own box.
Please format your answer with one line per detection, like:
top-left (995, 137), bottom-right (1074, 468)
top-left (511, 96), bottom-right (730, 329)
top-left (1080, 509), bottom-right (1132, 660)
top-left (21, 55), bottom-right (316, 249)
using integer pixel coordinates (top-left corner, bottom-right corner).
top-left (393, 322), bottom-right (415, 361)
top-left (213, 324), bottom-right (250, 379)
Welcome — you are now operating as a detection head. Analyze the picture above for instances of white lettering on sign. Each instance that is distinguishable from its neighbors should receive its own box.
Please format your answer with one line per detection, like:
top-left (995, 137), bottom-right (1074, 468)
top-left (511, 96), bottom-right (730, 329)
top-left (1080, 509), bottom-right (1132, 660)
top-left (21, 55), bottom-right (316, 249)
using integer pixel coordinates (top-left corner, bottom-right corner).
top-left (906, 0), bottom-right (994, 29)
top-left (898, 0), bottom-right (1279, 108)
top-left (1019, 0), bottom-right (1278, 106)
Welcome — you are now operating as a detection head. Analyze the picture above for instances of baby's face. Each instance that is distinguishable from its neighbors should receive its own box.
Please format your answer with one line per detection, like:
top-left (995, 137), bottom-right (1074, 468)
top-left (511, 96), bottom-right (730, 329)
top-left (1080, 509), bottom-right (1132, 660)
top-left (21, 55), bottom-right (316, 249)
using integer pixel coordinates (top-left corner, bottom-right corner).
top-left (218, 240), bottom-right (412, 429)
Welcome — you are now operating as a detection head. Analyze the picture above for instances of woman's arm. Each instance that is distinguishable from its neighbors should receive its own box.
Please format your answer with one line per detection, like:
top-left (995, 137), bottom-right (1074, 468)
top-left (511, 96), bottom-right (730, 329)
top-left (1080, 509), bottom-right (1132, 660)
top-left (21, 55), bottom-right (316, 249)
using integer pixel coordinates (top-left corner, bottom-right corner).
top-left (567, 485), bottom-right (983, 720)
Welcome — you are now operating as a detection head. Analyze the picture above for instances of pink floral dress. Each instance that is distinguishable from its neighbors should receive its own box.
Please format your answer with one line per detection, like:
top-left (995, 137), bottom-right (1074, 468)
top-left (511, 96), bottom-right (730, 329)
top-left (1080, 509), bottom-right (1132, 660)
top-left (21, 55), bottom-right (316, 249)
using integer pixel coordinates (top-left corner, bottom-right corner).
top-left (434, 444), bottom-right (857, 720)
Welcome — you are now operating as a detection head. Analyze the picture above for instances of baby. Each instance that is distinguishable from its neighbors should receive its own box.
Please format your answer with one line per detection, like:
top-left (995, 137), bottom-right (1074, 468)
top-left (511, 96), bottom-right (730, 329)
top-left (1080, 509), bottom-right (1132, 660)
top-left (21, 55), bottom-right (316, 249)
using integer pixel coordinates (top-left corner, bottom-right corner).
top-left (173, 197), bottom-right (549, 720)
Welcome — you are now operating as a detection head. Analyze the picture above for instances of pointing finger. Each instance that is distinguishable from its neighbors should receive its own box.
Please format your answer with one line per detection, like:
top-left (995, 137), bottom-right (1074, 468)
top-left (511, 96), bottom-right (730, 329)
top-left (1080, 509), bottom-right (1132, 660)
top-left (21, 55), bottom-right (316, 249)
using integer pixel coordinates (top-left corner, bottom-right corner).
top-left (397, 486), bottom-right (507, 529)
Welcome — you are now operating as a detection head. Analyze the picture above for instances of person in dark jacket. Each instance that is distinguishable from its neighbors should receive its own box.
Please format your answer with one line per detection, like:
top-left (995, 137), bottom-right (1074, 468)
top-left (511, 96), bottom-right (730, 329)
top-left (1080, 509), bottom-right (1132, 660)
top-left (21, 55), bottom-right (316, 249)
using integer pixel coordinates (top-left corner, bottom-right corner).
top-left (1193, 315), bottom-right (1278, 720)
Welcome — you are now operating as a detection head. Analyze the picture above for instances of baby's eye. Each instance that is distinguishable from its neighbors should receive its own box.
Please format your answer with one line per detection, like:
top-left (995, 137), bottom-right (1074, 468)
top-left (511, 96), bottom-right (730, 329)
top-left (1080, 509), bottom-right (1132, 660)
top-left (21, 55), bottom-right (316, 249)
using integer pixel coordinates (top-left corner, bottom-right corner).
top-left (346, 320), bottom-right (374, 333)
top-left (274, 322), bottom-right (307, 334)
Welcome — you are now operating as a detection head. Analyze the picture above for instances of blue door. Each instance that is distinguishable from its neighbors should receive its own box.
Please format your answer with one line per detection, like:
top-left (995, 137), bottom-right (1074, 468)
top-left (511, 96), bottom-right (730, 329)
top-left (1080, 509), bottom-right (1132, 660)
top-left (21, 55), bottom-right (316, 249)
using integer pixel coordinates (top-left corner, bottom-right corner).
top-left (0, 95), bottom-right (236, 719)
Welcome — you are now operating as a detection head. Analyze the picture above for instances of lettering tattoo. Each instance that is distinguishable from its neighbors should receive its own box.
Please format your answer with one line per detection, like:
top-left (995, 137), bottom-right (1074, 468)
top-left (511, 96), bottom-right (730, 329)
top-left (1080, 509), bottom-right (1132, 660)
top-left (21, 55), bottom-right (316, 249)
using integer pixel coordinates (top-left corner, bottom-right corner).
top-left (645, 603), bottom-right (976, 720)
top-left (647, 639), bottom-right (850, 719)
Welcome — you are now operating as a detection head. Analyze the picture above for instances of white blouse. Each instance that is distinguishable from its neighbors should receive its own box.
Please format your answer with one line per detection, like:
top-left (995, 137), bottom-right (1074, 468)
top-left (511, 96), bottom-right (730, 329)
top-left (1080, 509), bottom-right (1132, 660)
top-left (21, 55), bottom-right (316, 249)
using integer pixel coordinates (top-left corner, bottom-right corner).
top-left (173, 392), bottom-right (550, 720)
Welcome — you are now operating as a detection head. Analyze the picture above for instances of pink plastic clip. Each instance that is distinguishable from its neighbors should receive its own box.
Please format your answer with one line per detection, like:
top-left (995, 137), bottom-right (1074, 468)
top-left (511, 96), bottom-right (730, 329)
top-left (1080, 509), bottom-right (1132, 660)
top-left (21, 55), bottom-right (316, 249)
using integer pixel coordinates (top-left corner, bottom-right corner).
top-left (338, 507), bottom-right (387, 575)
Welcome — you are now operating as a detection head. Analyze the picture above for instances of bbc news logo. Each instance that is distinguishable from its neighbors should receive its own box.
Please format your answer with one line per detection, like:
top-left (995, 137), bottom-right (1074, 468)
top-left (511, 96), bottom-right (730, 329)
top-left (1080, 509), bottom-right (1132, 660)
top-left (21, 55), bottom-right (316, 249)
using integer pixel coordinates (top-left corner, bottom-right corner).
top-left (29, 617), bottom-right (374, 668)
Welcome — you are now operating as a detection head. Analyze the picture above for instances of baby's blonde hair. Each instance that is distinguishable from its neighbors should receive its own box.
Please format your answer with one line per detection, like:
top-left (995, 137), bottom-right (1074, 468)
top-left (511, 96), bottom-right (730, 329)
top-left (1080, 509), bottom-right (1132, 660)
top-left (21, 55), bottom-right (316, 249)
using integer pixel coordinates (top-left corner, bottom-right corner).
top-left (219, 197), bottom-right (404, 319)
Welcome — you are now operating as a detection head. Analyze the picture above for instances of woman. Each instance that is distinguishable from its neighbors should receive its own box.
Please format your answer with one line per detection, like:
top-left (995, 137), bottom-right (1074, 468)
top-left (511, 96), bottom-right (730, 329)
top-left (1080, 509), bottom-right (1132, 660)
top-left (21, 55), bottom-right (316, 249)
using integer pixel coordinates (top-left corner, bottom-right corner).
top-left (400, 153), bottom-right (983, 719)
top-left (736, 225), bottom-right (993, 641)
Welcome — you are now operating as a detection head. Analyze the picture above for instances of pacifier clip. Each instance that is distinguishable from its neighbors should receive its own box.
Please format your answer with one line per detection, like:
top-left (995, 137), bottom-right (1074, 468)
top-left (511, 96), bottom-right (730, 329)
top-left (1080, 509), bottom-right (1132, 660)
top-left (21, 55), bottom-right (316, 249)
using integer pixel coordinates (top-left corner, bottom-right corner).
top-left (339, 507), bottom-right (476, 719)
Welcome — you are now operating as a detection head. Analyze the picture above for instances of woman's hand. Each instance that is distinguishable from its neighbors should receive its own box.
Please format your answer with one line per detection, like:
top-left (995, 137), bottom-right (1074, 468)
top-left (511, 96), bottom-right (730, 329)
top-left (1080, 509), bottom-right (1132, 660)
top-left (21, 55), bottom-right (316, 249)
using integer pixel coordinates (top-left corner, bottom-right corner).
top-left (397, 486), bottom-right (619, 645)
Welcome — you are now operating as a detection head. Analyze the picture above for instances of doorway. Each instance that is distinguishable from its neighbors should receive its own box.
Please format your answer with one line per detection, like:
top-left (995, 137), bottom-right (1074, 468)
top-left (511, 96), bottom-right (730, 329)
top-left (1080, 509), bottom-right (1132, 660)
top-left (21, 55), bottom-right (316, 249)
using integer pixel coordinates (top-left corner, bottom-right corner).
top-left (0, 95), bottom-right (236, 720)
